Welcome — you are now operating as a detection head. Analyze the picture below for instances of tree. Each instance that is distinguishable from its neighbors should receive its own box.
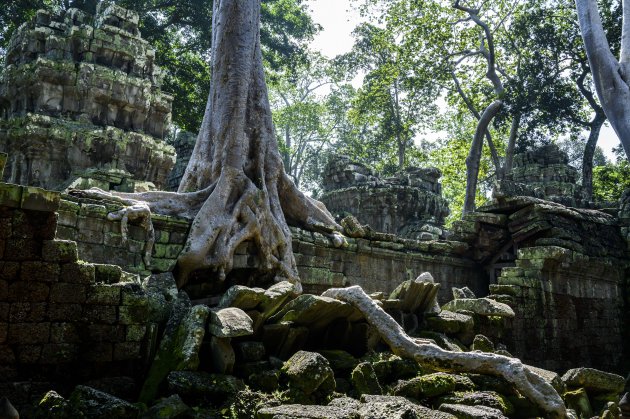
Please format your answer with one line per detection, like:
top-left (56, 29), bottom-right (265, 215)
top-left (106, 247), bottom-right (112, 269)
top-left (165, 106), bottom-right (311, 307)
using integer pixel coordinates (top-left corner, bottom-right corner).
top-left (506, 0), bottom-right (620, 200)
top-left (575, 0), bottom-right (630, 162)
top-left (342, 23), bottom-right (438, 172)
top-left (74, 0), bottom-right (343, 290)
top-left (268, 52), bottom-right (346, 192)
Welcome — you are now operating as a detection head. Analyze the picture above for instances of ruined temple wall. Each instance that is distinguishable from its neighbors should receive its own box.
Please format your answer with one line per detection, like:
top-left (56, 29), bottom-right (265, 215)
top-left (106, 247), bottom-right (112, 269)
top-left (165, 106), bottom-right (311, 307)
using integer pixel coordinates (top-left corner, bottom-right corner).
top-left (54, 196), bottom-right (484, 302)
top-left (0, 183), bottom-right (159, 385)
top-left (495, 246), bottom-right (626, 373)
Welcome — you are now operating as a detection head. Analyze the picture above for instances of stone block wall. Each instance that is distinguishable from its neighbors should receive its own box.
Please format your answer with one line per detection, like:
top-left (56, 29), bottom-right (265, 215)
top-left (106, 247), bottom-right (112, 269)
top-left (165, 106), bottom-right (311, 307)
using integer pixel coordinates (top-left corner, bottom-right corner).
top-left (493, 246), bottom-right (625, 373)
top-left (0, 183), bottom-right (160, 385)
top-left (55, 195), bottom-right (190, 276)
top-left (54, 194), bottom-right (484, 303)
top-left (0, 5), bottom-right (176, 190)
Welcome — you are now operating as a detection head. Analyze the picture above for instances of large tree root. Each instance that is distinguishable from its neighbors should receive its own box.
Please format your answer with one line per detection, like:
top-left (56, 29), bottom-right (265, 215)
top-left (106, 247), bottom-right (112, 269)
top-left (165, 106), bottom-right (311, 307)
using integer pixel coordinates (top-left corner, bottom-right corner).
top-left (68, 0), bottom-right (345, 289)
top-left (322, 286), bottom-right (567, 418)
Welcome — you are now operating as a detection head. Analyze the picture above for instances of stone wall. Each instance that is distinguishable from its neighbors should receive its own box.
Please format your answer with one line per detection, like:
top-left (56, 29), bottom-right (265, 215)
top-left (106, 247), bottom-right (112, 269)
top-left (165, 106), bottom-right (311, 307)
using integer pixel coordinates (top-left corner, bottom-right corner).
top-left (0, 4), bottom-right (175, 190)
top-left (166, 131), bottom-right (197, 191)
top-left (494, 246), bottom-right (625, 373)
top-left (0, 183), bottom-right (163, 388)
top-left (494, 144), bottom-right (589, 207)
top-left (457, 196), bottom-right (629, 373)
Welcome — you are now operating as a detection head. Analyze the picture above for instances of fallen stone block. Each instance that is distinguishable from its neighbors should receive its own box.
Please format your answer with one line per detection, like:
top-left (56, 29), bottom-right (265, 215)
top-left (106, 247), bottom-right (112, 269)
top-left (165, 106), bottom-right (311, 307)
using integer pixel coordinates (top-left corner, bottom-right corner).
top-left (282, 350), bottom-right (335, 395)
top-left (68, 385), bottom-right (139, 419)
top-left (256, 404), bottom-right (358, 419)
top-left (561, 367), bottom-right (625, 394)
top-left (441, 298), bottom-right (515, 318)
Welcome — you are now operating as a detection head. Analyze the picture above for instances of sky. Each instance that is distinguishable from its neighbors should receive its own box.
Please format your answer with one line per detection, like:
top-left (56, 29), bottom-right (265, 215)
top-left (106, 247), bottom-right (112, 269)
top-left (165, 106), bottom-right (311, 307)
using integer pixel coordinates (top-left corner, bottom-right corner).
top-left (305, 0), bottom-right (622, 161)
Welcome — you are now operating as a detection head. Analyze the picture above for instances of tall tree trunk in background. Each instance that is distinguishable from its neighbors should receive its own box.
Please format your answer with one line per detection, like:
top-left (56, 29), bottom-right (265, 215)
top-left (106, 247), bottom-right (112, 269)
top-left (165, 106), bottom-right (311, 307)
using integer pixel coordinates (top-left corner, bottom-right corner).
top-left (463, 100), bottom-right (503, 214)
top-left (582, 112), bottom-right (606, 201)
top-left (575, 0), bottom-right (630, 161)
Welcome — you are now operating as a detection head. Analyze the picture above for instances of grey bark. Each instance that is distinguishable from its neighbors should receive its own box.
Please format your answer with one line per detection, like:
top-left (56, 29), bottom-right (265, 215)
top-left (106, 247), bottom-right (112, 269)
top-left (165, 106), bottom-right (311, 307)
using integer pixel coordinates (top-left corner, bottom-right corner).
top-left (72, 0), bottom-right (344, 289)
top-left (454, 1), bottom-right (509, 215)
top-left (575, 0), bottom-right (630, 161)
top-left (463, 100), bottom-right (503, 215)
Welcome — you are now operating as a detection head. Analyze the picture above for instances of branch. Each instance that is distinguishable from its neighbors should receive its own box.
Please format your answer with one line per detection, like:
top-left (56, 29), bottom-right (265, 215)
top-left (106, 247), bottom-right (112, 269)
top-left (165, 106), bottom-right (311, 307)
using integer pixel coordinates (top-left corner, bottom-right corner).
top-left (322, 286), bottom-right (567, 418)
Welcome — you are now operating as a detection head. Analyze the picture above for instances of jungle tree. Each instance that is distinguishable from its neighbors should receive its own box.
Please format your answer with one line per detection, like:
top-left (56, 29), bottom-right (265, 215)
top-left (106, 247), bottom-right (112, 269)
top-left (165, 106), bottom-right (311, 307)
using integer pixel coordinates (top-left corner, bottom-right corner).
top-left (575, 0), bottom-right (630, 161)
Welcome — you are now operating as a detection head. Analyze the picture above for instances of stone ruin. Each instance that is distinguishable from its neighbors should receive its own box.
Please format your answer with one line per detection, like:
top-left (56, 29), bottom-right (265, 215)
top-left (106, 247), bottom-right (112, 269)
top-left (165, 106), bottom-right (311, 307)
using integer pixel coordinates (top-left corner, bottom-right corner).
top-left (166, 130), bottom-right (197, 191)
top-left (494, 144), bottom-right (589, 207)
top-left (0, 3), bottom-right (176, 192)
top-left (0, 5), bottom-right (628, 419)
top-left (321, 155), bottom-right (450, 240)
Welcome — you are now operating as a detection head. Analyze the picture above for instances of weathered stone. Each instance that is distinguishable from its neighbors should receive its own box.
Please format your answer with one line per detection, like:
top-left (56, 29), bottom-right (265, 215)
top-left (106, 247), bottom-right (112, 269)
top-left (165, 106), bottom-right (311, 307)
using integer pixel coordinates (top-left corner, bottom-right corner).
top-left (166, 371), bottom-right (245, 400)
top-left (417, 331), bottom-right (466, 352)
top-left (320, 155), bottom-right (449, 237)
top-left (389, 272), bottom-right (441, 314)
top-left (259, 281), bottom-right (299, 319)
top-left (36, 391), bottom-right (69, 418)
top-left (248, 370), bottom-right (280, 392)
top-left (452, 286), bottom-right (476, 299)
top-left (218, 285), bottom-right (265, 310)
top-left (351, 362), bottom-right (382, 396)
top-left (360, 395), bottom-right (456, 419)
top-left (441, 298), bottom-right (515, 318)
top-left (140, 394), bottom-right (190, 419)
top-left (425, 310), bottom-right (474, 335)
top-left (269, 294), bottom-right (358, 329)
top-left (471, 335), bottom-right (495, 353)
top-left (393, 372), bottom-right (457, 399)
top-left (318, 350), bottom-right (359, 373)
top-left (563, 388), bottom-right (593, 419)
top-left (282, 351), bottom-right (335, 395)
top-left (437, 391), bottom-right (513, 415)
top-left (138, 294), bottom-right (208, 404)
top-left (0, 5), bottom-right (176, 190)
top-left (208, 307), bottom-right (254, 338)
top-left (210, 336), bottom-right (235, 374)
top-left (42, 240), bottom-right (78, 263)
top-left (256, 404), bottom-right (358, 419)
top-left (438, 403), bottom-right (507, 419)
top-left (561, 368), bottom-right (625, 394)
top-left (235, 341), bottom-right (266, 362)
top-left (68, 385), bottom-right (139, 419)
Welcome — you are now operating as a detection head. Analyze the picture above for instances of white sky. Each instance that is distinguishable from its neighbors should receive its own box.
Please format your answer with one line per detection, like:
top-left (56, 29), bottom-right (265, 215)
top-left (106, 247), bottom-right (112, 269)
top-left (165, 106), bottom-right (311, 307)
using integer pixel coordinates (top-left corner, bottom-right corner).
top-left (305, 0), bottom-right (622, 161)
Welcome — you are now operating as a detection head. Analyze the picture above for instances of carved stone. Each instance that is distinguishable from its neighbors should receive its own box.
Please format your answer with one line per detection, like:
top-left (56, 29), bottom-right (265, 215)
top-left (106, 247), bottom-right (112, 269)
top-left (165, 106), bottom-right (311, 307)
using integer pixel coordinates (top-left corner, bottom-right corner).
top-left (0, 4), bottom-right (175, 190)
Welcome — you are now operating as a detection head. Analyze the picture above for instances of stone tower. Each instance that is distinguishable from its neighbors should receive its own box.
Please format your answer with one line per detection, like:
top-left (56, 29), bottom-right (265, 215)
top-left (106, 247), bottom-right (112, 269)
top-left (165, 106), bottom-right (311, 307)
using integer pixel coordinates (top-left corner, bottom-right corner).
top-left (0, 3), bottom-right (176, 191)
top-left (320, 155), bottom-right (450, 239)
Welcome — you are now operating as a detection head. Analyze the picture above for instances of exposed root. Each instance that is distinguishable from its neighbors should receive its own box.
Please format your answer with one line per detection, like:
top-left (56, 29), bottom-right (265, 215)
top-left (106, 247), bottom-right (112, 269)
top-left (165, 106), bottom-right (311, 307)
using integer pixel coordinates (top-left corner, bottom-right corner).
top-left (175, 168), bottom-right (302, 290)
top-left (322, 286), bottom-right (567, 418)
top-left (107, 203), bottom-right (155, 268)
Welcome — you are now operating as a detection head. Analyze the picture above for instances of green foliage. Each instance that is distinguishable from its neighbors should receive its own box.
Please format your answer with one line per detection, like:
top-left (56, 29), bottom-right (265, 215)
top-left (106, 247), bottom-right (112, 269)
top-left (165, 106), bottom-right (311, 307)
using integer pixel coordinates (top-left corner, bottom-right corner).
top-left (593, 160), bottom-right (630, 203)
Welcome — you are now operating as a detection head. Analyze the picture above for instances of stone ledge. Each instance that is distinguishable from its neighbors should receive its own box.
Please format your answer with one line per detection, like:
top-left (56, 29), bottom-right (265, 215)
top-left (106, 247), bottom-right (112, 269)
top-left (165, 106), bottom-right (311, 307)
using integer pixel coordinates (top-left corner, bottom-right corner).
top-left (0, 183), bottom-right (60, 212)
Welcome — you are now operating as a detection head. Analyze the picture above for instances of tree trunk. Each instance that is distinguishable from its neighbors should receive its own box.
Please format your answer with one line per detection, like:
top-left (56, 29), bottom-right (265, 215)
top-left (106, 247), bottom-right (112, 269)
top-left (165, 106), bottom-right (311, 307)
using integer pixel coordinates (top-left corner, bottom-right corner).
top-left (72, 0), bottom-right (343, 289)
top-left (322, 286), bottom-right (567, 418)
top-left (463, 100), bottom-right (503, 215)
top-left (582, 112), bottom-right (606, 201)
top-left (575, 0), bottom-right (630, 161)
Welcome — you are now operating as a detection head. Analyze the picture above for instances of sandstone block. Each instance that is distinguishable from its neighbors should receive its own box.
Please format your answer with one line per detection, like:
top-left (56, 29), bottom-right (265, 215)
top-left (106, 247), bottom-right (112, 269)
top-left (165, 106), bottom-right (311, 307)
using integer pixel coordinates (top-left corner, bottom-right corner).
top-left (209, 307), bottom-right (254, 338)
